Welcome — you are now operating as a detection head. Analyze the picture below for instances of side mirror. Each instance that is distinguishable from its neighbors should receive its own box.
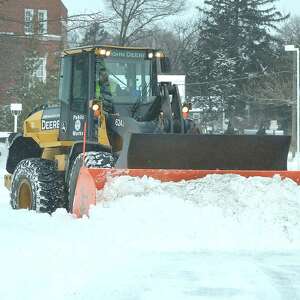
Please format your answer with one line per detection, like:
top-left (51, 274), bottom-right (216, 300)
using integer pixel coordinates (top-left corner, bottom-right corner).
top-left (161, 57), bottom-right (171, 73)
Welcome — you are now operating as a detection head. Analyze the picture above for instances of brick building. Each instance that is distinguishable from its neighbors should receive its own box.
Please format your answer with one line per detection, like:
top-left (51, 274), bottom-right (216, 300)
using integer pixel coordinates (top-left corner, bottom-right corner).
top-left (0, 0), bottom-right (68, 105)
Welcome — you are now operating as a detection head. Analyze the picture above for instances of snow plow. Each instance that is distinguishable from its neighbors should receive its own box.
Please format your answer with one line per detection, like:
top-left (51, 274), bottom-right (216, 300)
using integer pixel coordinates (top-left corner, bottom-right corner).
top-left (73, 167), bottom-right (300, 218)
top-left (3, 45), bottom-right (300, 217)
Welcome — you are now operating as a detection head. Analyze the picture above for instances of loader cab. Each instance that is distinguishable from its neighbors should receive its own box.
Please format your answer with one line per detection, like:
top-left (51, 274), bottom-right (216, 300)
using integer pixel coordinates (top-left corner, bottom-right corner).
top-left (58, 46), bottom-right (168, 142)
top-left (58, 51), bottom-right (92, 141)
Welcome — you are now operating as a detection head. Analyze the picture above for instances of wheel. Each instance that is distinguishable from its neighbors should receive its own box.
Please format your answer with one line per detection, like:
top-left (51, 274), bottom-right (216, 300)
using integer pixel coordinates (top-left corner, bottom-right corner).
top-left (68, 151), bottom-right (114, 213)
top-left (10, 159), bottom-right (66, 213)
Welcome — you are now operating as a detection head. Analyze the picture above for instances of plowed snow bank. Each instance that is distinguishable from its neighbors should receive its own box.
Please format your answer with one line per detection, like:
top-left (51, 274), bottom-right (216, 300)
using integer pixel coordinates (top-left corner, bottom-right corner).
top-left (95, 175), bottom-right (300, 251)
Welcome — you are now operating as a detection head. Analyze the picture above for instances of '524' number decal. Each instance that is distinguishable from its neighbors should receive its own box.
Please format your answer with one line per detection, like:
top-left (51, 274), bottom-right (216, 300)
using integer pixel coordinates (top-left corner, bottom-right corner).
top-left (115, 118), bottom-right (125, 127)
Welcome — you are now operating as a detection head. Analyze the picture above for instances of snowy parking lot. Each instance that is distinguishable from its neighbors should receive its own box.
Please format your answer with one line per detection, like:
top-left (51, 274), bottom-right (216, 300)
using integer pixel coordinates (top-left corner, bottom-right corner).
top-left (0, 142), bottom-right (300, 300)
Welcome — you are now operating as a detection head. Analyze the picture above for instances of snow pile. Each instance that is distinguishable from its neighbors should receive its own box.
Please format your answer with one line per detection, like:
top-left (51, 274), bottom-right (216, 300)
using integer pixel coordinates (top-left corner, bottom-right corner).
top-left (95, 174), bottom-right (300, 251)
top-left (1, 143), bottom-right (300, 299)
top-left (1, 140), bottom-right (300, 252)
top-left (1, 139), bottom-right (300, 252)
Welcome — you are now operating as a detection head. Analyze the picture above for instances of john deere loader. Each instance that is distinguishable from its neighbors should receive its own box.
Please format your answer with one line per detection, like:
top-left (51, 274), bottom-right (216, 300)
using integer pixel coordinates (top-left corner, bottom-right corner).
top-left (3, 45), bottom-right (298, 217)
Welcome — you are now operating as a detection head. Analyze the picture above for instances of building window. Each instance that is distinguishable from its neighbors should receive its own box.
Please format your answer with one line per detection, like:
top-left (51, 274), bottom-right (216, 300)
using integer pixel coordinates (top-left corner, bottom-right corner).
top-left (24, 9), bottom-right (34, 35)
top-left (34, 57), bottom-right (47, 82)
top-left (38, 10), bottom-right (47, 34)
top-left (25, 57), bottom-right (47, 83)
top-left (24, 9), bottom-right (48, 35)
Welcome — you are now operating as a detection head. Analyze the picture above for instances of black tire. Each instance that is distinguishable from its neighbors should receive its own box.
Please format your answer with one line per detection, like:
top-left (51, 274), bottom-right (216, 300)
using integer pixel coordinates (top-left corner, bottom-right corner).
top-left (68, 151), bottom-right (114, 213)
top-left (10, 159), bottom-right (66, 213)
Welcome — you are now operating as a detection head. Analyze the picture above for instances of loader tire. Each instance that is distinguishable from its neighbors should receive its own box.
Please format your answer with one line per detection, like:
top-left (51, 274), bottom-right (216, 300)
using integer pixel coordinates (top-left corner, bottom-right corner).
top-left (68, 151), bottom-right (114, 213)
top-left (10, 159), bottom-right (65, 213)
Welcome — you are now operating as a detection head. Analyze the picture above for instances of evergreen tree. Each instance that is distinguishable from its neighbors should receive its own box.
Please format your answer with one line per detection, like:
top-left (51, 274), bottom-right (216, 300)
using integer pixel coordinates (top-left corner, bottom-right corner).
top-left (189, 0), bottom-right (289, 120)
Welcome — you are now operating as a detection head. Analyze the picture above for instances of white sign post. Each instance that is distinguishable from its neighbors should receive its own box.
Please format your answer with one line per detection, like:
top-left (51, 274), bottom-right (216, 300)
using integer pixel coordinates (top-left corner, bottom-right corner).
top-left (10, 103), bottom-right (22, 133)
top-left (285, 45), bottom-right (300, 168)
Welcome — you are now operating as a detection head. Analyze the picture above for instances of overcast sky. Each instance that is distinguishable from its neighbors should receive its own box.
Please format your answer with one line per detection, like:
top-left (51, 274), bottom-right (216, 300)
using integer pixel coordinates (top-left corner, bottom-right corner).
top-left (62, 0), bottom-right (300, 16)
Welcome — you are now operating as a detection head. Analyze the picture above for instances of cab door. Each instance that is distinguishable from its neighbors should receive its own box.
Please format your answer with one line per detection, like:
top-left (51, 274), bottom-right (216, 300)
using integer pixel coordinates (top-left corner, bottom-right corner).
top-left (59, 53), bottom-right (94, 141)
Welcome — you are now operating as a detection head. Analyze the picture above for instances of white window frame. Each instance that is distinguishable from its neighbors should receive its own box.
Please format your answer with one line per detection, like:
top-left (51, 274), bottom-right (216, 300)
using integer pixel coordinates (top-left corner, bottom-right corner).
top-left (38, 10), bottom-right (48, 34)
top-left (34, 57), bottom-right (47, 82)
top-left (26, 57), bottom-right (47, 83)
top-left (24, 8), bottom-right (34, 35)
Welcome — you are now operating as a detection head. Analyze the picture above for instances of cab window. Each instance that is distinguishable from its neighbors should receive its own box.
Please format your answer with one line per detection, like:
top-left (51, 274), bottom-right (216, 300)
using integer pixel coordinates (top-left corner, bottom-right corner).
top-left (70, 55), bottom-right (88, 113)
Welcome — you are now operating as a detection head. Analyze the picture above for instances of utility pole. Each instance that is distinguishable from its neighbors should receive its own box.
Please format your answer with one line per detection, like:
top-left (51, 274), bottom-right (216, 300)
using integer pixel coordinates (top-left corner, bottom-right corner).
top-left (292, 50), bottom-right (297, 156)
top-left (285, 45), bottom-right (300, 164)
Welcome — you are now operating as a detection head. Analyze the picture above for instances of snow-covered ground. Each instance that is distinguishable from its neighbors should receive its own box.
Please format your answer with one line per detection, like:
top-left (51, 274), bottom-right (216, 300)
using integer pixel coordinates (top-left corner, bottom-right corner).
top-left (1, 142), bottom-right (300, 299)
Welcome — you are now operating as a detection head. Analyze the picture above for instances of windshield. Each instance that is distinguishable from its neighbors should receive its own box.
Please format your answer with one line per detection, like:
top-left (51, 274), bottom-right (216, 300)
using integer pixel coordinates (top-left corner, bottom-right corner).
top-left (95, 56), bottom-right (155, 105)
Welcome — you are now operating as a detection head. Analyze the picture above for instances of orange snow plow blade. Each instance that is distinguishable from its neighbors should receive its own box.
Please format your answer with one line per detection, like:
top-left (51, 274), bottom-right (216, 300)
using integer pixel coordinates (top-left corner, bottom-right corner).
top-left (72, 168), bottom-right (300, 218)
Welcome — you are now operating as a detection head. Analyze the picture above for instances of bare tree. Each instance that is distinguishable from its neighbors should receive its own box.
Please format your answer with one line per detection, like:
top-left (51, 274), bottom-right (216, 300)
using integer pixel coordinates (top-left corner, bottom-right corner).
top-left (280, 16), bottom-right (300, 46)
top-left (106, 0), bottom-right (185, 46)
top-left (67, 12), bottom-right (112, 33)
top-left (149, 22), bottom-right (197, 73)
top-left (133, 21), bottom-right (197, 74)
top-left (66, 12), bottom-right (113, 47)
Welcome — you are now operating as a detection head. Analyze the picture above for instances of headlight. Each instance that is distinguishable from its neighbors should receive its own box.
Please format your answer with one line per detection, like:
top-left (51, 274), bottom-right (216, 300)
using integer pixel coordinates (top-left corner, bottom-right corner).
top-left (182, 106), bottom-right (189, 113)
top-left (155, 51), bottom-right (164, 58)
top-left (92, 104), bottom-right (101, 111)
top-left (96, 48), bottom-right (109, 56)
